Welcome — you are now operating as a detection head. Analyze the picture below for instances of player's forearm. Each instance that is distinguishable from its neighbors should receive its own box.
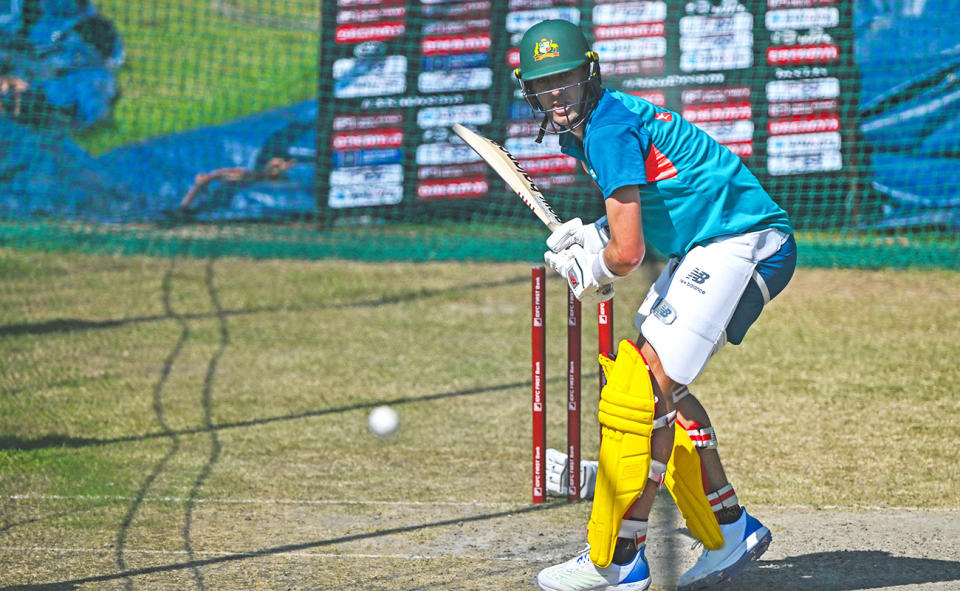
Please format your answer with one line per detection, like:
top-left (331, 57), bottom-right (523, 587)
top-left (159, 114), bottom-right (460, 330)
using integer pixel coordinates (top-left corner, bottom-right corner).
top-left (602, 239), bottom-right (644, 276)
top-left (603, 185), bottom-right (645, 276)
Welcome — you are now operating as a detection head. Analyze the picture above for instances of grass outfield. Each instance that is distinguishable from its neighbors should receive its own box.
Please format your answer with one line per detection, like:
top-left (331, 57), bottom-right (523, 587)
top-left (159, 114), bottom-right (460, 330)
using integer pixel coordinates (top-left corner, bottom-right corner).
top-left (1, 249), bottom-right (958, 588)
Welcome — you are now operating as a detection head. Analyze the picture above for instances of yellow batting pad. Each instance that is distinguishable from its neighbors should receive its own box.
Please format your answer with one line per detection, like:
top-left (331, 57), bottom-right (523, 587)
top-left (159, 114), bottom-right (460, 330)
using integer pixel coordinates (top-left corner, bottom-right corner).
top-left (587, 340), bottom-right (656, 568)
top-left (664, 427), bottom-right (724, 550)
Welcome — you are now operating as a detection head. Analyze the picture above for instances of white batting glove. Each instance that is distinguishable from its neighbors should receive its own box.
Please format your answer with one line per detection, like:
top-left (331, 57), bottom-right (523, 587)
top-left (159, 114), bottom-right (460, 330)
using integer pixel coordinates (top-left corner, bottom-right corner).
top-left (544, 244), bottom-right (615, 305)
top-left (546, 216), bottom-right (610, 254)
top-left (546, 448), bottom-right (598, 500)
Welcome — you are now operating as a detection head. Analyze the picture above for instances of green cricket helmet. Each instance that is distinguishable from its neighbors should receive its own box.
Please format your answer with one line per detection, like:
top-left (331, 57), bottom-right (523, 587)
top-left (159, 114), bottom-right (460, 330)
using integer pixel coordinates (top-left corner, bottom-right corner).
top-left (514, 19), bottom-right (602, 142)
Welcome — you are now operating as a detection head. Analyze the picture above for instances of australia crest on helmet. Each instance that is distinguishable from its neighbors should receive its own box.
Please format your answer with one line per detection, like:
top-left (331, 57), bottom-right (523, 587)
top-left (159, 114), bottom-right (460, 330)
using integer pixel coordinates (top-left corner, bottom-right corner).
top-left (534, 38), bottom-right (559, 61)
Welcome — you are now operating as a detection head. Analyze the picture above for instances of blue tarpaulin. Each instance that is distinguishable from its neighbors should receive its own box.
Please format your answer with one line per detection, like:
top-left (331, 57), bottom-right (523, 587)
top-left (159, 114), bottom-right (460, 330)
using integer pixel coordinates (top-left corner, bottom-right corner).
top-left (0, 117), bottom-right (137, 221)
top-left (855, 0), bottom-right (960, 230)
top-left (97, 100), bottom-right (318, 221)
top-left (0, 100), bottom-right (318, 223)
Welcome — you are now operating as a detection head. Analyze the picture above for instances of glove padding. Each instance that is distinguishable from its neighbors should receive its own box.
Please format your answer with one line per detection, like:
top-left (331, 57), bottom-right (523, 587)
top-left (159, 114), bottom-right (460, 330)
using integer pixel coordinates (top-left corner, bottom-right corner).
top-left (546, 447), bottom-right (598, 500)
top-left (546, 217), bottom-right (610, 254)
top-left (544, 244), bottom-right (615, 305)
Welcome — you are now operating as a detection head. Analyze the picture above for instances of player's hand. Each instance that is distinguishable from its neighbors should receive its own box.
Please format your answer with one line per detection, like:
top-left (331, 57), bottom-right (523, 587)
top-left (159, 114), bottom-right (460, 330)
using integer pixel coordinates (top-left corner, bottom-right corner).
top-left (544, 244), bottom-right (615, 304)
top-left (546, 448), bottom-right (598, 499)
top-left (546, 217), bottom-right (610, 254)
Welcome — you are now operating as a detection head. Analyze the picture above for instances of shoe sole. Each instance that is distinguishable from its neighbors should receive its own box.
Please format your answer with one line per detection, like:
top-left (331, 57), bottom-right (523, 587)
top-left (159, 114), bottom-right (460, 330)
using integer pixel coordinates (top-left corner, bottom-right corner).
top-left (677, 527), bottom-right (772, 591)
top-left (537, 575), bottom-right (651, 591)
top-left (608, 576), bottom-right (652, 591)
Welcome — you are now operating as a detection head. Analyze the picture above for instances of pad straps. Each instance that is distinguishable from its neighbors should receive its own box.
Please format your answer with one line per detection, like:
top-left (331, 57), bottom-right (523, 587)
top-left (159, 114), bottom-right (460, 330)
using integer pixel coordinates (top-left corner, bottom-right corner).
top-left (618, 517), bottom-right (648, 545)
top-left (707, 484), bottom-right (739, 513)
top-left (647, 411), bottom-right (677, 486)
top-left (684, 421), bottom-right (718, 449)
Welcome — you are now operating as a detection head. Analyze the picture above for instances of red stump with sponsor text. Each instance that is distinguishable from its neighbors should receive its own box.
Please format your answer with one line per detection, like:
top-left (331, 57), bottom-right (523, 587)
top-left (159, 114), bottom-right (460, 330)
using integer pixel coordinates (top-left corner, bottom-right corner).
top-left (531, 266), bottom-right (547, 504)
top-left (567, 287), bottom-right (581, 501)
top-left (532, 266), bottom-right (613, 504)
top-left (597, 299), bottom-right (614, 442)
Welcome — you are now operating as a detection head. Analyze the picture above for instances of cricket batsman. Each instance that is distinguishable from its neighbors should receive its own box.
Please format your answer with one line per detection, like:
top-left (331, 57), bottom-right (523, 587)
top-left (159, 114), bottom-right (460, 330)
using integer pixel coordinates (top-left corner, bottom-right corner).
top-left (515, 19), bottom-right (797, 591)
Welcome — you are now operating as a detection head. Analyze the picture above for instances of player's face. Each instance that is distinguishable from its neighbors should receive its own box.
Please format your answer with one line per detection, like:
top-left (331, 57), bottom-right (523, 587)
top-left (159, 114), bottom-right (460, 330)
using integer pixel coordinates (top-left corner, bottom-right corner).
top-left (528, 68), bottom-right (590, 127)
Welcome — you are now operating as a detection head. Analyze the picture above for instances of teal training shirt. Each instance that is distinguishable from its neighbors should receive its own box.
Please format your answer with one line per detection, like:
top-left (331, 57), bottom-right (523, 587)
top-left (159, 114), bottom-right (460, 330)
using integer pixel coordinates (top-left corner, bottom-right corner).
top-left (559, 89), bottom-right (793, 257)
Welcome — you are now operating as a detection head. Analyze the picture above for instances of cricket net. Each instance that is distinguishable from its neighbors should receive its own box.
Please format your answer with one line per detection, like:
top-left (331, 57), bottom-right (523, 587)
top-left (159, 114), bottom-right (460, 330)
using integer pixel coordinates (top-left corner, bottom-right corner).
top-left (0, 0), bottom-right (957, 267)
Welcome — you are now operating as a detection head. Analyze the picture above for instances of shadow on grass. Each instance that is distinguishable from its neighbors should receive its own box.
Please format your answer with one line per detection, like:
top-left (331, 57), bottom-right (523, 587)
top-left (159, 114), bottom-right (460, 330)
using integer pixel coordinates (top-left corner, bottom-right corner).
top-left (0, 501), bottom-right (564, 591)
top-left (179, 259), bottom-right (228, 590)
top-left (0, 274), bottom-right (528, 338)
top-left (111, 259), bottom-right (187, 590)
top-left (728, 551), bottom-right (960, 591)
top-left (0, 373), bottom-right (588, 451)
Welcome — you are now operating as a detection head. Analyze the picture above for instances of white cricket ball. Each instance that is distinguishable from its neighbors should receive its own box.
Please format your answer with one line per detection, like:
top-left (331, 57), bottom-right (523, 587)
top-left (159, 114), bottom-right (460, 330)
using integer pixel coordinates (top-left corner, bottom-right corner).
top-left (367, 405), bottom-right (399, 437)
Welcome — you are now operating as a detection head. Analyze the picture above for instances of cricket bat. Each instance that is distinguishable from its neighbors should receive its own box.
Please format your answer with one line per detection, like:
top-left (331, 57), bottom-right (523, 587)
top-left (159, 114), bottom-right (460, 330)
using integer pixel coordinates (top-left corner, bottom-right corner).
top-left (451, 123), bottom-right (562, 231)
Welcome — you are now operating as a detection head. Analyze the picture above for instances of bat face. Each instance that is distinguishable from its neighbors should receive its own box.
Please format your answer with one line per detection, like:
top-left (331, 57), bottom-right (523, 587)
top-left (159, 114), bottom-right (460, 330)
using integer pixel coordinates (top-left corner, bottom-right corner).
top-left (492, 142), bottom-right (545, 200)
top-left (450, 123), bottom-right (562, 230)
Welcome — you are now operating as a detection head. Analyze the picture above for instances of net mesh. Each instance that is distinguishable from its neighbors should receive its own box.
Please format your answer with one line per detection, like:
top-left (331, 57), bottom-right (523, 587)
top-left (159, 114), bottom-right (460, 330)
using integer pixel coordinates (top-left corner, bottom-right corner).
top-left (1, 0), bottom-right (957, 267)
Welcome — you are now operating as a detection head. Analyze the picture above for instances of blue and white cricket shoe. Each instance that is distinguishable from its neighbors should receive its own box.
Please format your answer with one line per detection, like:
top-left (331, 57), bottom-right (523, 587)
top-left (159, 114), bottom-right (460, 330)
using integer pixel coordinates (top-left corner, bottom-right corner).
top-left (677, 507), bottom-right (772, 590)
top-left (537, 544), bottom-right (651, 591)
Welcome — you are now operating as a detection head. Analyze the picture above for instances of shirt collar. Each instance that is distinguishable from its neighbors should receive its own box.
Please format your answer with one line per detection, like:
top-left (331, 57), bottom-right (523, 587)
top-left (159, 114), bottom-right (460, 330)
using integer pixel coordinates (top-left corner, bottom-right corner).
top-left (558, 89), bottom-right (607, 159)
